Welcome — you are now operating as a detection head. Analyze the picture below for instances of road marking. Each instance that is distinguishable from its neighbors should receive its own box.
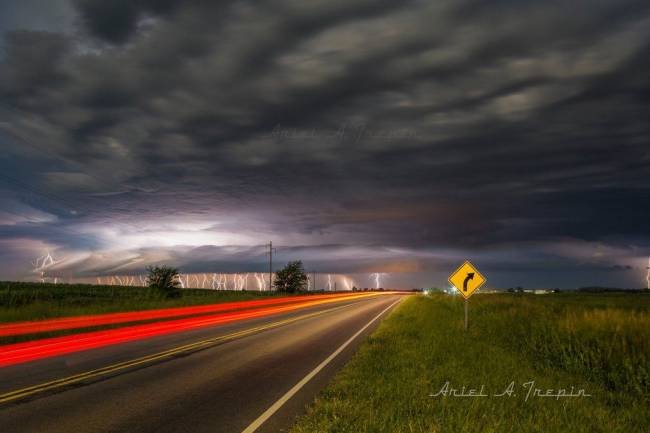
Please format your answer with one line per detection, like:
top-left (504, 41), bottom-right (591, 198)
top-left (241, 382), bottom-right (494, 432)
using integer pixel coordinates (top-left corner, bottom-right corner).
top-left (240, 297), bottom-right (402, 433)
top-left (0, 300), bottom-right (368, 405)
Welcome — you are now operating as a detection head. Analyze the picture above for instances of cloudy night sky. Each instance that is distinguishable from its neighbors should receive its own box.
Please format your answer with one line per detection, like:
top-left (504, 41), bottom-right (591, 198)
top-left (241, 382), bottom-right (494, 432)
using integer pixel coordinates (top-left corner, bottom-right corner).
top-left (0, 0), bottom-right (649, 289)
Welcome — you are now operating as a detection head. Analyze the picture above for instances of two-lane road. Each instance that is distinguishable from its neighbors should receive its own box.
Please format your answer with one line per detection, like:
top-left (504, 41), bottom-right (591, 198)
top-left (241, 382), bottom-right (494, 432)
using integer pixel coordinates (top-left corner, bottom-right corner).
top-left (0, 293), bottom-right (404, 433)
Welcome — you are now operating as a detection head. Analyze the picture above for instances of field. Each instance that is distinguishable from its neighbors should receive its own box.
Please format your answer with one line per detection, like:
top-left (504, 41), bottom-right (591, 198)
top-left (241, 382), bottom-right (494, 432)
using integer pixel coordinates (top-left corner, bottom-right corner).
top-left (0, 281), bottom-right (287, 324)
top-left (290, 293), bottom-right (650, 433)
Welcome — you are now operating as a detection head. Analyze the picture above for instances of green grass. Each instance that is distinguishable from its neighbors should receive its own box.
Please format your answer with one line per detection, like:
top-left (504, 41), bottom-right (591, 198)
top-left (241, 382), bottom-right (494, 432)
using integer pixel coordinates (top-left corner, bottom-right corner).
top-left (0, 281), bottom-right (285, 324)
top-left (290, 293), bottom-right (650, 433)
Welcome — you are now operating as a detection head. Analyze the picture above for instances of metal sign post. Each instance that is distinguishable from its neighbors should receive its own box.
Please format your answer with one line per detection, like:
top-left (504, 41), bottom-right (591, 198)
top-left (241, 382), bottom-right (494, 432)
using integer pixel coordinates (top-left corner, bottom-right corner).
top-left (448, 261), bottom-right (486, 331)
top-left (464, 298), bottom-right (468, 330)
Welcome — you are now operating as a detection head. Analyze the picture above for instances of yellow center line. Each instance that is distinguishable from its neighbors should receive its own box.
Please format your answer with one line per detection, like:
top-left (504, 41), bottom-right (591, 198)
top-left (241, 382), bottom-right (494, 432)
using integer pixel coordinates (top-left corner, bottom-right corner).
top-left (0, 298), bottom-right (372, 405)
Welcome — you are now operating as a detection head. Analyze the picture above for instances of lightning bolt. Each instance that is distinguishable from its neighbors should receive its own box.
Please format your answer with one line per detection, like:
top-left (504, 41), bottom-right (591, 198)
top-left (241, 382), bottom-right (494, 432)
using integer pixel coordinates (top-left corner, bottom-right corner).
top-left (182, 274), bottom-right (195, 288)
top-left (233, 274), bottom-right (248, 290)
top-left (216, 274), bottom-right (227, 290)
top-left (207, 273), bottom-right (228, 290)
top-left (370, 273), bottom-right (383, 289)
top-left (32, 251), bottom-right (59, 283)
top-left (254, 273), bottom-right (265, 290)
top-left (646, 256), bottom-right (650, 290)
top-left (83, 272), bottom-right (365, 291)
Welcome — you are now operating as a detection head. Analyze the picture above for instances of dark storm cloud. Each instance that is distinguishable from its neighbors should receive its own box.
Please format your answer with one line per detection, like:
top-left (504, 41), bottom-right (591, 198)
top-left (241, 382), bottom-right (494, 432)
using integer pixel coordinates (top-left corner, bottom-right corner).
top-left (73, 0), bottom-right (181, 44)
top-left (1, 0), bottom-right (649, 287)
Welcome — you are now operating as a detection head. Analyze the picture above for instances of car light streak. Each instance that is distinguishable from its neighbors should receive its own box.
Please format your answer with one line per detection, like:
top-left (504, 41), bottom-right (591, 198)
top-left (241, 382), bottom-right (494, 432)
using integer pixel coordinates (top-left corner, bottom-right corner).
top-left (0, 293), bottom-right (388, 367)
top-left (0, 293), bottom-right (368, 338)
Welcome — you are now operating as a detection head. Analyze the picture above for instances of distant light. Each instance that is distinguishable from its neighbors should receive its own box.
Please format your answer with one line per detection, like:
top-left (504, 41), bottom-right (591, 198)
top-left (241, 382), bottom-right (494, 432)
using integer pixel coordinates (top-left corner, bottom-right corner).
top-left (445, 285), bottom-right (459, 296)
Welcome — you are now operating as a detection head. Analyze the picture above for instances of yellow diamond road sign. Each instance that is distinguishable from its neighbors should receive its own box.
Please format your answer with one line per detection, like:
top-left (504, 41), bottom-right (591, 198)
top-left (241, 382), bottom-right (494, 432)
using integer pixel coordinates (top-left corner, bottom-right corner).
top-left (448, 261), bottom-right (486, 299)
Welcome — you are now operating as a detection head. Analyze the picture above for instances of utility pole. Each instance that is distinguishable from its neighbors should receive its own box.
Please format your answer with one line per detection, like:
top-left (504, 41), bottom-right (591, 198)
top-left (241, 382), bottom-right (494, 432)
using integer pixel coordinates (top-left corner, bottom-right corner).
top-left (267, 241), bottom-right (276, 291)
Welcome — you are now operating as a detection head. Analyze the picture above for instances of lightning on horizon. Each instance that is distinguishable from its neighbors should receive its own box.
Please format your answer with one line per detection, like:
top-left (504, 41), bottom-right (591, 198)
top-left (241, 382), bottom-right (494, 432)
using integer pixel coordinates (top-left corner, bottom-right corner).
top-left (370, 272), bottom-right (384, 289)
top-left (254, 273), bottom-right (265, 290)
top-left (29, 267), bottom-right (362, 292)
top-left (31, 251), bottom-right (59, 283)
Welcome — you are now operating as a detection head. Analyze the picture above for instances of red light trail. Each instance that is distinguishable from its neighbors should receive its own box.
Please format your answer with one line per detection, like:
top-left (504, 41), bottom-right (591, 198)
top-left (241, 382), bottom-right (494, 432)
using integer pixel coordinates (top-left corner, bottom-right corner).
top-left (0, 293), bottom-right (390, 367)
top-left (0, 293), bottom-right (363, 338)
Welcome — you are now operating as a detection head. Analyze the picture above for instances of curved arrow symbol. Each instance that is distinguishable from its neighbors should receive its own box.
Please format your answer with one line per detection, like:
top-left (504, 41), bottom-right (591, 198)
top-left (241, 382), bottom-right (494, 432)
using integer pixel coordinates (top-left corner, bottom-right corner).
top-left (463, 272), bottom-right (474, 292)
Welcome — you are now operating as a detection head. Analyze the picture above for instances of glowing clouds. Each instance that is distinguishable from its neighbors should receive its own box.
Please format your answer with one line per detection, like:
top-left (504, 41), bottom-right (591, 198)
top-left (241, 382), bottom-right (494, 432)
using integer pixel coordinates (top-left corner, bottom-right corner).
top-left (101, 224), bottom-right (256, 250)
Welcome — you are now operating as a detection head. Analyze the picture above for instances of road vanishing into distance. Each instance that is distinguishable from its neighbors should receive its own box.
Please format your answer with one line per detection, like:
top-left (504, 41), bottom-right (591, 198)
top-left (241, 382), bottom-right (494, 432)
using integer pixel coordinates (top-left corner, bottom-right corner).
top-left (0, 293), bottom-right (404, 433)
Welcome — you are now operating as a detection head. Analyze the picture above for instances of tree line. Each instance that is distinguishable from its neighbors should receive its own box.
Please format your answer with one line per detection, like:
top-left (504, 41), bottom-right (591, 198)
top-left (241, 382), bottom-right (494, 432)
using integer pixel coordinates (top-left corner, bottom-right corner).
top-left (147, 260), bottom-right (310, 297)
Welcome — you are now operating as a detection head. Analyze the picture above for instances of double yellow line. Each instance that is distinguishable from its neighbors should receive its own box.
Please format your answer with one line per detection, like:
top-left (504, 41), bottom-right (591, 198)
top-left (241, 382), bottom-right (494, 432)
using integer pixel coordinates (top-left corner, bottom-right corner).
top-left (0, 301), bottom-right (358, 405)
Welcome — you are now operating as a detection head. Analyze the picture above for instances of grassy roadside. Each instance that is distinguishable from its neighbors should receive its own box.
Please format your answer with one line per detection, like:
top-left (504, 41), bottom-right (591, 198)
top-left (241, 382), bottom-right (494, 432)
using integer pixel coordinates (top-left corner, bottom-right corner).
top-left (0, 281), bottom-right (285, 324)
top-left (290, 293), bottom-right (649, 433)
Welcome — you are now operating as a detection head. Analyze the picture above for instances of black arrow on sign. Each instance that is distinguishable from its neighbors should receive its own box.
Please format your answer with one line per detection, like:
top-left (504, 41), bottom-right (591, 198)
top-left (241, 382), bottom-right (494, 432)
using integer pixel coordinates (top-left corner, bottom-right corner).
top-left (463, 272), bottom-right (474, 292)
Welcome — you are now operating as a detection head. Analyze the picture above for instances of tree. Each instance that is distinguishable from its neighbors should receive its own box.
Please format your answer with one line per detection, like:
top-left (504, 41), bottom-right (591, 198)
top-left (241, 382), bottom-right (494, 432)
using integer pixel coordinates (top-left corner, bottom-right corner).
top-left (147, 265), bottom-right (182, 298)
top-left (274, 260), bottom-right (308, 293)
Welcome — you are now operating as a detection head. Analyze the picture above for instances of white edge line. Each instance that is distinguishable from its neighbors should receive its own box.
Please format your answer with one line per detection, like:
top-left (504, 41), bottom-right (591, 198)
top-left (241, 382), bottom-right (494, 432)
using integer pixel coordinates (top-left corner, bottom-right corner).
top-left (240, 297), bottom-right (402, 433)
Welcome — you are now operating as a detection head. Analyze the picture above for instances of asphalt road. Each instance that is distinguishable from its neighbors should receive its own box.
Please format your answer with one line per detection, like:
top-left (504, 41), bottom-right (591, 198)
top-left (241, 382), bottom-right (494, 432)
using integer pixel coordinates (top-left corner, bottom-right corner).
top-left (0, 293), bottom-right (403, 433)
